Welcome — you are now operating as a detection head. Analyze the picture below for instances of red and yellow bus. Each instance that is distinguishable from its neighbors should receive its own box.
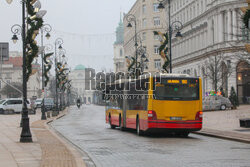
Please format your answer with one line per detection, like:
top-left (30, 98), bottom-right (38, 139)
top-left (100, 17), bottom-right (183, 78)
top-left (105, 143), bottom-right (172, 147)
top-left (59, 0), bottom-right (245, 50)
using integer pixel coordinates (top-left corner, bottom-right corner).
top-left (105, 74), bottom-right (202, 136)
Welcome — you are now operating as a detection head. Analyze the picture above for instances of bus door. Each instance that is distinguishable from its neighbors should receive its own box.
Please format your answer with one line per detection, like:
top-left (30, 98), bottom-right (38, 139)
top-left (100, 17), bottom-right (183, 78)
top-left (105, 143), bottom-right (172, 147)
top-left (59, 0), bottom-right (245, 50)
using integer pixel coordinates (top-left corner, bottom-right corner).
top-left (122, 81), bottom-right (130, 128)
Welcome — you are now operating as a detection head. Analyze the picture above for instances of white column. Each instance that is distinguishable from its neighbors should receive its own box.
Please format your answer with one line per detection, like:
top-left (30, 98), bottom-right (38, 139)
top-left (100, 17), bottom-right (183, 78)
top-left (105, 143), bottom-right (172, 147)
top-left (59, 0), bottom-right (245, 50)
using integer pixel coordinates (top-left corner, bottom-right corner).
top-left (227, 10), bottom-right (232, 41)
top-left (232, 9), bottom-right (237, 40)
top-left (208, 18), bottom-right (212, 46)
top-left (218, 12), bottom-right (223, 42)
top-left (214, 15), bottom-right (218, 43)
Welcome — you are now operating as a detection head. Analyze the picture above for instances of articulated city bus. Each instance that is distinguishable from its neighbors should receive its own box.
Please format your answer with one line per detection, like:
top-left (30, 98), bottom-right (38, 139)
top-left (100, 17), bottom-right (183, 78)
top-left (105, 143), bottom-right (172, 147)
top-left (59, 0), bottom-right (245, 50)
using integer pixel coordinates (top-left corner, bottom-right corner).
top-left (105, 74), bottom-right (203, 136)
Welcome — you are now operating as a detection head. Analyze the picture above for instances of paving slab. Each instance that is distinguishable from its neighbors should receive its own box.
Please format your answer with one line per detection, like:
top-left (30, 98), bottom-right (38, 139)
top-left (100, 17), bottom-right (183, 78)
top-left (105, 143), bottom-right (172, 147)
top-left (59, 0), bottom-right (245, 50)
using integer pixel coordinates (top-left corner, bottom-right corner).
top-left (0, 109), bottom-right (86, 167)
top-left (195, 105), bottom-right (250, 143)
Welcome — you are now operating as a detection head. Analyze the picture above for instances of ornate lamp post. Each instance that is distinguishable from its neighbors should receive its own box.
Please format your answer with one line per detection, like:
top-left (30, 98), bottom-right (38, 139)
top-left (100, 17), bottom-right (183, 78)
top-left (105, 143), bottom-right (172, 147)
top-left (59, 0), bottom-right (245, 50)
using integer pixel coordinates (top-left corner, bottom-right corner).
top-left (8, 0), bottom-right (47, 142)
top-left (9, 1), bottom-right (32, 142)
top-left (158, 0), bottom-right (183, 73)
top-left (126, 14), bottom-right (140, 78)
top-left (40, 24), bottom-right (52, 120)
top-left (58, 51), bottom-right (67, 110)
top-left (53, 38), bottom-right (63, 116)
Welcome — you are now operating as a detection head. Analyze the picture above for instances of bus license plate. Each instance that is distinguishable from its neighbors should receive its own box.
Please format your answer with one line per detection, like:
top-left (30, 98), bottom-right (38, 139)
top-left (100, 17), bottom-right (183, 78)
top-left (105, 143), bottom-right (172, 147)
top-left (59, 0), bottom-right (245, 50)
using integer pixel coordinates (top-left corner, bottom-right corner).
top-left (170, 117), bottom-right (182, 120)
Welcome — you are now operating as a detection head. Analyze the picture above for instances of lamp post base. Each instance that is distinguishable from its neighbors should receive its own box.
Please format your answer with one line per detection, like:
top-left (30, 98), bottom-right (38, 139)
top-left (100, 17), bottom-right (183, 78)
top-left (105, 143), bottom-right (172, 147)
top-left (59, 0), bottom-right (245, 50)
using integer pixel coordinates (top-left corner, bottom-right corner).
top-left (41, 106), bottom-right (47, 120)
top-left (20, 117), bottom-right (32, 143)
top-left (20, 117), bottom-right (23, 127)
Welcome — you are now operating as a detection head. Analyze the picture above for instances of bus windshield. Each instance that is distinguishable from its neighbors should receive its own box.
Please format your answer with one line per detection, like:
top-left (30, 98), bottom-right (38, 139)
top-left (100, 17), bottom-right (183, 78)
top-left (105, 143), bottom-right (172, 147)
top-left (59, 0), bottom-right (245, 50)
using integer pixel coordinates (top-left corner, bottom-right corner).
top-left (154, 78), bottom-right (199, 101)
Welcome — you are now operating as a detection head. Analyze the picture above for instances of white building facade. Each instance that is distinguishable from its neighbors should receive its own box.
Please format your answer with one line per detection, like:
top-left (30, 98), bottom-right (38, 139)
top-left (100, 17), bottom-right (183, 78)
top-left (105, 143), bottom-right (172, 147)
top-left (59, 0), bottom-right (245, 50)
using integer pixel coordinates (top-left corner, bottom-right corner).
top-left (124, 0), bottom-right (166, 73)
top-left (69, 65), bottom-right (95, 104)
top-left (165, 0), bottom-right (250, 103)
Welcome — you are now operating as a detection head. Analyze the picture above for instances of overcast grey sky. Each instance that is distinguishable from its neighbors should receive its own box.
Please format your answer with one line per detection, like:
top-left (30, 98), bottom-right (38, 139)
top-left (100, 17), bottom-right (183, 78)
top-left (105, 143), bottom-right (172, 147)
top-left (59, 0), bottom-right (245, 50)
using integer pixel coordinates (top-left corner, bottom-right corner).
top-left (0, 0), bottom-right (136, 71)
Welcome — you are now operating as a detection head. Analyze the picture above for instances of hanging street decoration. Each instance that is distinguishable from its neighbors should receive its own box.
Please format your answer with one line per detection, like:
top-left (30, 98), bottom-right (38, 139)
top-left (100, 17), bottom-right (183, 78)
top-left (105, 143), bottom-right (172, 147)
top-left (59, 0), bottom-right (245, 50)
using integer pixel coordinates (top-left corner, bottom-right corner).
top-left (56, 62), bottom-right (69, 91)
top-left (153, 31), bottom-right (170, 73)
top-left (26, 0), bottom-right (46, 80)
top-left (43, 52), bottom-right (53, 87)
top-left (127, 57), bottom-right (135, 72)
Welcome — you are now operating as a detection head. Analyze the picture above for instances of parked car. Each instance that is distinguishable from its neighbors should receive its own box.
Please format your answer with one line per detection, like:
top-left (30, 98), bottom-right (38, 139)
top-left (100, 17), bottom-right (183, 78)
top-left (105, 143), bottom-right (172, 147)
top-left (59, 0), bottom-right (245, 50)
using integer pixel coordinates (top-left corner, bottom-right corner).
top-left (203, 96), bottom-right (232, 111)
top-left (0, 98), bottom-right (34, 114)
top-left (0, 99), bottom-right (6, 105)
top-left (43, 98), bottom-right (54, 110)
top-left (35, 98), bottom-right (43, 108)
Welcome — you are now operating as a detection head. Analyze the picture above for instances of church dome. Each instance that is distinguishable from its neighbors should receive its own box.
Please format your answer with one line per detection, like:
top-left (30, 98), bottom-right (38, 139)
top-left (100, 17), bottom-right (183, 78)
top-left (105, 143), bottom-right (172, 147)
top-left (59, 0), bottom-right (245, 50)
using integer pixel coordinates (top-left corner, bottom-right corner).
top-left (74, 64), bottom-right (85, 70)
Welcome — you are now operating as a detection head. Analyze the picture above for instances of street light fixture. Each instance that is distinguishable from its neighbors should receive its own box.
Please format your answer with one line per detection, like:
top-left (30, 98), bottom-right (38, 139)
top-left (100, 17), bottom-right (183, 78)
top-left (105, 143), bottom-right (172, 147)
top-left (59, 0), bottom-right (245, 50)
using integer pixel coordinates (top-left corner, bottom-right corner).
top-left (175, 31), bottom-right (182, 39)
top-left (158, 2), bottom-right (165, 10)
top-left (45, 32), bottom-right (51, 40)
top-left (11, 34), bottom-right (19, 44)
top-left (40, 24), bottom-right (52, 120)
top-left (58, 44), bottom-right (63, 50)
top-left (11, 24), bottom-right (22, 44)
top-left (127, 22), bottom-right (133, 28)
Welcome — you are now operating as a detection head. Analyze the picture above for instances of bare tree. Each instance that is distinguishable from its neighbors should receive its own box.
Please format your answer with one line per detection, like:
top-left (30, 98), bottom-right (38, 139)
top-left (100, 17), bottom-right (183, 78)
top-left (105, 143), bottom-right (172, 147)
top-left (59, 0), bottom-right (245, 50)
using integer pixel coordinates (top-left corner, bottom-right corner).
top-left (202, 54), bottom-right (232, 92)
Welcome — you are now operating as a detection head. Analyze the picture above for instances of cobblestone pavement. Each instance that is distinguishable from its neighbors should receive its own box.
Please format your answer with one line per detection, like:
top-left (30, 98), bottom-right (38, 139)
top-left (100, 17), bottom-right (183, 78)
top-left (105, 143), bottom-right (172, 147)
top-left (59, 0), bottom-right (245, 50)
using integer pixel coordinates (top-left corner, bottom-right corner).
top-left (32, 120), bottom-right (78, 167)
top-left (52, 105), bottom-right (250, 167)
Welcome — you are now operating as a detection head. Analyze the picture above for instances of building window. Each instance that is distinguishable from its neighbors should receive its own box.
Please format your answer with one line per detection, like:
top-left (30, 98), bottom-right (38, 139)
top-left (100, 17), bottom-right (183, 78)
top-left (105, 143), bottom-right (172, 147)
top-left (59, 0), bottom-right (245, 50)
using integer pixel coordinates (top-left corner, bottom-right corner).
top-left (154, 34), bottom-right (159, 40)
top-left (153, 17), bottom-right (161, 26)
top-left (143, 19), bottom-right (147, 28)
top-left (154, 45), bottom-right (159, 54)
top-left (142, 5), bottom-right (146, 14)
top-left (154, 59), bottom-right (161, 69)
top-left (153, 3), bottom-right (160, 12)
top-left (120, 49), bottom-right (123, 56)
top-left (142, 32), bottom-right (146, 41)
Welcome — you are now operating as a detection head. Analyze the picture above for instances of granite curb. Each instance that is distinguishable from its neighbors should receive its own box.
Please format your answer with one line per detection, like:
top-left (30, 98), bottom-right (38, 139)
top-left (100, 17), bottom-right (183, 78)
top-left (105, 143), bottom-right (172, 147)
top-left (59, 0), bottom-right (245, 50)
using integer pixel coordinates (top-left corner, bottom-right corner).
top-left (193, 129), bottom-right (250, 144)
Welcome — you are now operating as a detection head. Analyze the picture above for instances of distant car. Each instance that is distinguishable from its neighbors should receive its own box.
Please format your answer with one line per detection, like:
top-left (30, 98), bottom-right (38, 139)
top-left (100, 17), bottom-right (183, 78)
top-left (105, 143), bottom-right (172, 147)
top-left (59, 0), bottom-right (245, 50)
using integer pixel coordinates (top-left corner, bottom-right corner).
top-left (0, 98), bottom-right (33, 114)
top-left (35, 98), bottom-right (43, 108)
top-left (203, 96), bottom-right (232, 111)
top-left (43, 98), bottom-right (54, 110)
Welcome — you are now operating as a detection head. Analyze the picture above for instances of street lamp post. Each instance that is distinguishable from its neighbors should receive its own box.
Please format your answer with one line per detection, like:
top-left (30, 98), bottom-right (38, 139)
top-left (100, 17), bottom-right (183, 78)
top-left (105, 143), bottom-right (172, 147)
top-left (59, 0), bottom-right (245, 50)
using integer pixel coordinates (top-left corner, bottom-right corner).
top-left (53, 38), bottom-right (63, 116)
top-left (59, 50), bottom-right (66, 110)
top-left (8, 0), bottom-right (47, 142)
top-left (158, 0), bottom-right (183, 73)
top-left (137, 46), bottom-right (149, 73)
top-left (9, 1), bottom-right (32, 142)
top-left (40, 24), bottom-right (52, 120)
top-left (126, 14), bottom-right (139, 78)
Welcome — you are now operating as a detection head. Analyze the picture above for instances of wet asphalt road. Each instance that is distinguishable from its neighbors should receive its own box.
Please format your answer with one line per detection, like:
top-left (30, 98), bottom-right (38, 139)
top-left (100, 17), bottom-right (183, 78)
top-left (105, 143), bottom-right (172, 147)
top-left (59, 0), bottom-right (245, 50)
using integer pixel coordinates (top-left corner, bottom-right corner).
top-left (52, 105), bottom-right (250, 167)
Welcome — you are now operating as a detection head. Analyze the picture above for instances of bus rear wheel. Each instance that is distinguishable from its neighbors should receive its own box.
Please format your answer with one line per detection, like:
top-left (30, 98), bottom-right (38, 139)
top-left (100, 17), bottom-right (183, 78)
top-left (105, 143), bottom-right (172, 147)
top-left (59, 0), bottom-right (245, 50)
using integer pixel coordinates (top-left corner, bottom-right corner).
top-left (119, 115), bottom-right (124, 131)
top-left (109, 115), bottom-right (116, 129)
top-left (136, 118), bottom-right (143, 136)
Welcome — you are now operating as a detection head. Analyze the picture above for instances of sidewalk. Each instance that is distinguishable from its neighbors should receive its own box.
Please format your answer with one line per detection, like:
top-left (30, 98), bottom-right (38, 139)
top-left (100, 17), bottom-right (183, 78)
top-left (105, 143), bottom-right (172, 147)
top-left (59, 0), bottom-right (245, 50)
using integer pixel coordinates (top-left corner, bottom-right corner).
top-left (195, 105), bottom-right (250, 143)
top-left (0, 109), bottom-right (86, 167)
